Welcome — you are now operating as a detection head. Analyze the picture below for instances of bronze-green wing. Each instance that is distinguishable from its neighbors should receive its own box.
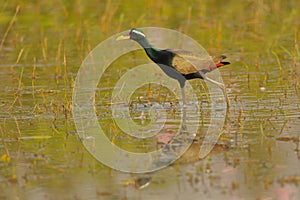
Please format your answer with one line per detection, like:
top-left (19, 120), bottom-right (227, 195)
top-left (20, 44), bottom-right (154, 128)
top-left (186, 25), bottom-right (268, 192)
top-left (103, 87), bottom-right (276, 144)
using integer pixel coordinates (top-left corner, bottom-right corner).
top-left (168, 49), bottom-right (229, 75)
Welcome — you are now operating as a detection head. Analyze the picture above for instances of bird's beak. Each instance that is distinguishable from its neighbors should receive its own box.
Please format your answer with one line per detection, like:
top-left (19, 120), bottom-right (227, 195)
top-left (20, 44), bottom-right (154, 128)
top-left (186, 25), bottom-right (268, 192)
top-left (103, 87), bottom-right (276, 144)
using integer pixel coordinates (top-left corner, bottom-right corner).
top-left (116, 34), bottom-right (130, 41)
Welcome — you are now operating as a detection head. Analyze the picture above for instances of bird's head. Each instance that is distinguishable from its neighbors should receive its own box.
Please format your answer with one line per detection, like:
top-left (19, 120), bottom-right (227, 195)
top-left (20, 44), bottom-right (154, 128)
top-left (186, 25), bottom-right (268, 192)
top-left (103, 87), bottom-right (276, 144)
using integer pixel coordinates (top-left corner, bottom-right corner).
top-left (116, 28), bottom-right (146, 42)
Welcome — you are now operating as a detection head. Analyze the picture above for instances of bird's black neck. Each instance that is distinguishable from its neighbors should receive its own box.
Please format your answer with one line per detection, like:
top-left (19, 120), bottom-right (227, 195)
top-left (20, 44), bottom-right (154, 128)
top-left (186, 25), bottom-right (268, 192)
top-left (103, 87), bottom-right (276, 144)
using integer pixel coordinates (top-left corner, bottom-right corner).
top-left (135, 38), bottom-right (163, 63)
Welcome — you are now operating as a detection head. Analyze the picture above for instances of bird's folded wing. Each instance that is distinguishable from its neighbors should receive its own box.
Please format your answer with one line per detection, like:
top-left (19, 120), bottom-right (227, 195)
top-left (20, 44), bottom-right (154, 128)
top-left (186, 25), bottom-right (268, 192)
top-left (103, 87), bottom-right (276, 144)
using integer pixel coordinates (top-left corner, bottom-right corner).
top-left (169, 49), bottom-right (215, 75)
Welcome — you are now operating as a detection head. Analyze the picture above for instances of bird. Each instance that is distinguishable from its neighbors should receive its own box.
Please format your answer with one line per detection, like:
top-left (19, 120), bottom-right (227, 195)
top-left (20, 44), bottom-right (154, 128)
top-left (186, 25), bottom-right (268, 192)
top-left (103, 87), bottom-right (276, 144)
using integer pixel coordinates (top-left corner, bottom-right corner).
top-left (116, 28), bottom-right (230, 107)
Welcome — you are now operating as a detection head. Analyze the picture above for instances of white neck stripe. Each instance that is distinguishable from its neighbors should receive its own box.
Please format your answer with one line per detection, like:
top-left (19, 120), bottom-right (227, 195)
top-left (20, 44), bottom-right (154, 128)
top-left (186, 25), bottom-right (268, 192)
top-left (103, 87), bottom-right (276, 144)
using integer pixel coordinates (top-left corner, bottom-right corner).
top-left (132, 30), bottom-right (145, 37)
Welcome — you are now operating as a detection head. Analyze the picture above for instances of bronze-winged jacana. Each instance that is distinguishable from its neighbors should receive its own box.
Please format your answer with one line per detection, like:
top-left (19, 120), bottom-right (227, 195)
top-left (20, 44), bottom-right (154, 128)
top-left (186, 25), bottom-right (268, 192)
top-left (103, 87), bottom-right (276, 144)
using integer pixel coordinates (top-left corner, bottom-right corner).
top-left (116, 28), bottom-right (230, 106)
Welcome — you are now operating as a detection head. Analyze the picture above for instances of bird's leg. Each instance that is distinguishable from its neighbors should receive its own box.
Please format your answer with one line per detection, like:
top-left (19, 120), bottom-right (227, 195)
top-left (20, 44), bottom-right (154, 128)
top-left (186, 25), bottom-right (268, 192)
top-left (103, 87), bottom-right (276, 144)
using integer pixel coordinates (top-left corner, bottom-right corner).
top-left (181, 86), bottom-right (187, 130)
top-left (204, 76), bottom-right (230, 107)
top-left (181, 86), bottom-right (187, 108)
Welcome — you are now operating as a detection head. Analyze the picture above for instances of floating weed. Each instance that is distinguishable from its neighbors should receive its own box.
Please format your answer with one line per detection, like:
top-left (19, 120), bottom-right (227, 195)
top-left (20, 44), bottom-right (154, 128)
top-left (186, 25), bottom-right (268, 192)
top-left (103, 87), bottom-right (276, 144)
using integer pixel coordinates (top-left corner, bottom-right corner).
top-left (264, 178), bottom-right (273, 190)
top-left (276, 137), bottom-right (299, 143)
top-left (122, 176), bottom-right (151, 190)
top-left (231, 181), bottom-right (239, 191)
top-left (0, 153), bottom-right (11, 163)
top-left (278, 176), bottom-right (300, 187)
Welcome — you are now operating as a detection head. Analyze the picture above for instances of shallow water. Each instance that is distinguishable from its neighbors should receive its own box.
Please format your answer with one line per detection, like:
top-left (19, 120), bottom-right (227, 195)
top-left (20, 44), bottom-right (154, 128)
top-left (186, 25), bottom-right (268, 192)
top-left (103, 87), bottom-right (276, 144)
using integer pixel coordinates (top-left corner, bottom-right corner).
top-left (0, 1), bottom-right (300, 199)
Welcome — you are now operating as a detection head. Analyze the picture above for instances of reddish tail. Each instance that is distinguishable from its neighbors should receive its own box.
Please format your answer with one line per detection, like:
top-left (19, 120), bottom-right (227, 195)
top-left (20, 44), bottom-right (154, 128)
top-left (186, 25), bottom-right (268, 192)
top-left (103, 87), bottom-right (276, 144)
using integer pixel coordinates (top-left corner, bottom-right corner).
top-left (216, 61), bottom-right (230, 68)
top-left (201, 55), bottom-right (230, 74)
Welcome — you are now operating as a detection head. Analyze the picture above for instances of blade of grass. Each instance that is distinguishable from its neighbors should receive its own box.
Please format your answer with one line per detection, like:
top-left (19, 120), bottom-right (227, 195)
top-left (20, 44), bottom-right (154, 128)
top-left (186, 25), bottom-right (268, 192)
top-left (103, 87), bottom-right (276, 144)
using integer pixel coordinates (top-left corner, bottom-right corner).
top-left (0, 5), bottom-right (20, 50)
